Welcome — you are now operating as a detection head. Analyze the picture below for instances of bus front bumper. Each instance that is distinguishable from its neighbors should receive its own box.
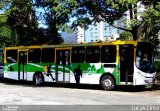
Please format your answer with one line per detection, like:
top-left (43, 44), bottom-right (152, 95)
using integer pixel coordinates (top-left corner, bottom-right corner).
top-left (144, 79), bottom-right (155, 84)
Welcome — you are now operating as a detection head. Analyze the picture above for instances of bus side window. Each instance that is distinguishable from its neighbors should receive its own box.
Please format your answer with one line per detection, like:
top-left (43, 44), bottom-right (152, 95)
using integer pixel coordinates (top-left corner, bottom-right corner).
top-left (28, 49), bottom-right (41, 63)
top-left (72, 47), bottom-right (85, 63)
top-left (41, 48), bottom-right (55, 63)
top-left (86, 46), bottom-right (100, 63)
top-left (101, 46), bottom-right (116, 63)
top-left (6, 50), bottom-right (17, 63)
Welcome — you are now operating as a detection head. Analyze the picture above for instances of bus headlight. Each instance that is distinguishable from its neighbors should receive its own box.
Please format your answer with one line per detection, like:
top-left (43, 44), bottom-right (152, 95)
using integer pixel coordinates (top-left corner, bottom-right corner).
top-left (4, 72), bottom-right (8, 77)
top-left (145, 80), bottom-right (153, 84)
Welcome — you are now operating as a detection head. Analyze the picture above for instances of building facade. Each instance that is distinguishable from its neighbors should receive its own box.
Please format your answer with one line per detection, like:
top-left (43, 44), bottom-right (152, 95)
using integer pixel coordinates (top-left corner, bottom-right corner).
top-left (76, 21), bottom-right (122, 43)
top-left (62, 1), bottom-right (147, 44)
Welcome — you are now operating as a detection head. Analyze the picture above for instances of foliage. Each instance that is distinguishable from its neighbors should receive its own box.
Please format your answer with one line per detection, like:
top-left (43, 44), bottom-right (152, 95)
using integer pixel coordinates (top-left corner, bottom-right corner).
top-left (121, 31), bottom-right (133, 40)
top-left (7, 0), bottom-right (39, 45)
top-left (0, 0), bottom-right (10, 10)
top-left (0, 0), bottom-right (66, 46)
top-left (155, 61), bottom-right (160, 70)
top-left (0, 11), bottom-right (18, 47)
top-left (77, 0), bottom-right (140, 40)
top-left (0, 0), bottom-right (38, 46)
top-left (140, 1), bottom-right (160, 53)
top-left (46, 0), bottom-right (160, 41)
top-left (0, 0), bottom-right (160, 46)
top-left (140, 1), bottom-right (160, 71)
top-left (34, 0), bottom-right (69, 44)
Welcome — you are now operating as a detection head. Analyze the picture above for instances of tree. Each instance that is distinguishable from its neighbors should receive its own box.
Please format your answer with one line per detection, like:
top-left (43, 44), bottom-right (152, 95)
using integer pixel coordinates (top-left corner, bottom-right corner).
top-left (47, 0), bottom-right (160, 41)
top-left (34, 0), bottom-right (72, 44)
top-left (77, 0), bottom-right (144, 40)
top-left (140, 1), bottom-right (160, 56)
top-left (1, 0), bottom-right (159, 46)
top-left (0, 10), bottom-right (19, 47)
top-left (0, 0), bottom-right (10, 10)
top-left (7, 0), bottom-right (38, 45)
top-left (0, 0), bottom-right (65, 46)
top-left (141, 1), bottom-right (160, 40)
top-left (0, 1), bottom-right (16, 47)
top-left (0, 0), bottom-right (39, 46)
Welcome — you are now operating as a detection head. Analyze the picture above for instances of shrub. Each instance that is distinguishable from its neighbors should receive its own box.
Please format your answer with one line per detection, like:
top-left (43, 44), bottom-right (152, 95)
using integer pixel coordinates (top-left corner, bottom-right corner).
top-left (155, 61), bottom-right (160, 70)
top-left (155, 61), bottom-right (160, 80)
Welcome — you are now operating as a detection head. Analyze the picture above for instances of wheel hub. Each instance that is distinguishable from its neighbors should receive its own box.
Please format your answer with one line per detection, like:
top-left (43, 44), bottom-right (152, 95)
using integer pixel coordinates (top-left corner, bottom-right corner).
top-left (35, 75), bottom-right (42, 85)
top-left (104, 79), bottom-right (112, 87)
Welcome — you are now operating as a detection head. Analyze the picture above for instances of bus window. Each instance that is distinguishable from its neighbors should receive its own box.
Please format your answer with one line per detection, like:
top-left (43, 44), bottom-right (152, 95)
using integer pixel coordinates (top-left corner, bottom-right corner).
top-left (6, 50), bottom-right (17, 63)
top-left (72, 47), bottom-right (85, 63)
top-left (42, 48), bottom-right (55, 63)
top-left (28, 49), bottom-right (41, 63)
top-left (86, 46), bottom-right (100, 63)
top-left (101, 46), bottom-right (116, 63)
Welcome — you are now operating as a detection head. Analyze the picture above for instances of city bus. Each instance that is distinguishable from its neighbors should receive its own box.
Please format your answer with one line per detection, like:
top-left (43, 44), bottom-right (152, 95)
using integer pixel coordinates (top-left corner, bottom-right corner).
top-left (0, 40), bottom-right (156, 90)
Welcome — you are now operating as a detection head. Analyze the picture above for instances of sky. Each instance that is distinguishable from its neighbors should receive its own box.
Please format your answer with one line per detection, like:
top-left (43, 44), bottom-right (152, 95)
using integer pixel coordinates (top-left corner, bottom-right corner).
top-left (35, 8), bottom-right (47, 28)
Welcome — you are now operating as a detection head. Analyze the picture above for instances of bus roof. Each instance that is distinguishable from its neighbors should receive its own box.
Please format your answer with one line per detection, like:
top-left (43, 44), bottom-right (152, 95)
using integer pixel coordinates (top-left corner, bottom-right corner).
top-left (4, 40), bottom-right (149, 50)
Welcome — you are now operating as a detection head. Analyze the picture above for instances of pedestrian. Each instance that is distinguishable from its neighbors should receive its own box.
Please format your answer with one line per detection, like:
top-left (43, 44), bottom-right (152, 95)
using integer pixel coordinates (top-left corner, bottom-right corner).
top-left (74, 65), bottom-right (82, 84)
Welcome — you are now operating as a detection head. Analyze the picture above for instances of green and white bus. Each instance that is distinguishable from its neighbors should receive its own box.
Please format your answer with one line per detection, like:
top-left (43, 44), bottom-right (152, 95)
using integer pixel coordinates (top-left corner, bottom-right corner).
top-left (0, 40), bottom-right (156, 90)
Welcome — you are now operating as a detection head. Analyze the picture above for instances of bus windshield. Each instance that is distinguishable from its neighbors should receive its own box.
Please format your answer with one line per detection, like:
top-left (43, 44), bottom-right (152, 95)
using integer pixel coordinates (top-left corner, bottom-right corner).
top-left (136, 42), bottom-right (155, 73)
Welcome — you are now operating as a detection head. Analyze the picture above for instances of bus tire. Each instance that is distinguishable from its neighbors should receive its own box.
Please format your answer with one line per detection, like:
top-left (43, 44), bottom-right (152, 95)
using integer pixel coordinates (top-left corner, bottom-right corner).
top-left (100, 75), bottom-right (115, 91)
top-left (33, 72), bottom-right (44, 86)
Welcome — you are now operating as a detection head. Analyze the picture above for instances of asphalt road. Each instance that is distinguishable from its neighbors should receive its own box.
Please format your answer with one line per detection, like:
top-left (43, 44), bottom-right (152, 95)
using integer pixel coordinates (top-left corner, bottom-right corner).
top-left (0, 79), bottom-right (160, 111)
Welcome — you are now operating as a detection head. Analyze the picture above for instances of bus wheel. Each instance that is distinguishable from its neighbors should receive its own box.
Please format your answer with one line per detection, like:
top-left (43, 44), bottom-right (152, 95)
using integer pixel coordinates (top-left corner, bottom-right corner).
top-left (100, 75), bottom-right (115, 91)
top-left (33, 73), bottom-right (44, 86)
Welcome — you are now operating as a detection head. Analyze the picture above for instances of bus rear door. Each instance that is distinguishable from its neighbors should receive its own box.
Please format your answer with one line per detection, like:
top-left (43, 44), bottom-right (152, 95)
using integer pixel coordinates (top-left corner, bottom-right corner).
top-left (18, 50), bottom-right (28, 80)
top-left (55, 49), bottom-right (70, 82)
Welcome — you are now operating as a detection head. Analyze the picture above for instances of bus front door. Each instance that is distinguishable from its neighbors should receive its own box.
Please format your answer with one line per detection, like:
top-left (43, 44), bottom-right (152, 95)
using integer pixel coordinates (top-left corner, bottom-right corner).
top-left (119, 45), bottom-right (134, 84)
top-left (56, 49), bottom-right (70, 82)
top-left (18, 51), bottom-right (28, 80)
